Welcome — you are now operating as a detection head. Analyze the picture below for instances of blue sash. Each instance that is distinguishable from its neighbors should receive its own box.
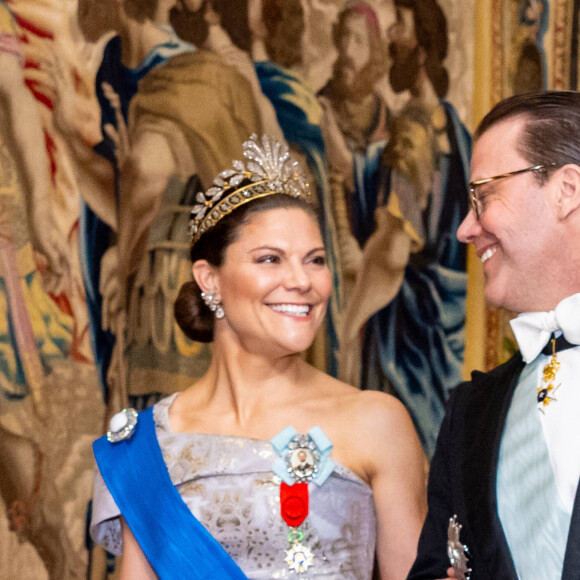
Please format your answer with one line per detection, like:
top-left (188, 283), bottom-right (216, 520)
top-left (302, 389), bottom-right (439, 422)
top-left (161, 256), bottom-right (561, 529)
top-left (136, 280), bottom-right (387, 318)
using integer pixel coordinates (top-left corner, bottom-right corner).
top-left (93, 407), bottom-right (248, 579)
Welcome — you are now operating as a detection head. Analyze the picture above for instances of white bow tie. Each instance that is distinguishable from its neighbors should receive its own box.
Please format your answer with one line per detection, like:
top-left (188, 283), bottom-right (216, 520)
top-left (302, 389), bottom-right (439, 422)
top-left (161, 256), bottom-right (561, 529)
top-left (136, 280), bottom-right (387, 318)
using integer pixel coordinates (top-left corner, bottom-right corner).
top-left (510, 293), bottom-right (580, 363)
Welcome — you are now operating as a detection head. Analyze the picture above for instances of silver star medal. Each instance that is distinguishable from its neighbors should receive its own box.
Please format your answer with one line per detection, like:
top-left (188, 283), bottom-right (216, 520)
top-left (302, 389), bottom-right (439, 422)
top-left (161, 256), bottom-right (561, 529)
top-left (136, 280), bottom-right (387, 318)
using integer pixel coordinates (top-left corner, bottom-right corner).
top-left (284, 529), bottom-right (314, 574)
top-left (447, 515), bottom-right (471, 580)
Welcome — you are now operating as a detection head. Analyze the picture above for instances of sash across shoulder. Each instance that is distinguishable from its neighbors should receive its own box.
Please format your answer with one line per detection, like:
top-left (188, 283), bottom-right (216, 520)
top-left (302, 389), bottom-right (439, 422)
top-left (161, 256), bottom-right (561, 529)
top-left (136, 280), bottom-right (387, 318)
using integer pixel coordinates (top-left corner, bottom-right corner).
top-left (93, 407), bottom-right (248, 579)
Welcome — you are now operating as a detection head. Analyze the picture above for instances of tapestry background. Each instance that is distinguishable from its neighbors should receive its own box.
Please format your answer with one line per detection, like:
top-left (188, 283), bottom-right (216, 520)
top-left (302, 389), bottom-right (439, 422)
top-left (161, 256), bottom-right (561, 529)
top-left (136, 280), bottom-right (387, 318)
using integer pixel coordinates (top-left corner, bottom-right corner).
top-left (0, 0), bottom-right (569, 577)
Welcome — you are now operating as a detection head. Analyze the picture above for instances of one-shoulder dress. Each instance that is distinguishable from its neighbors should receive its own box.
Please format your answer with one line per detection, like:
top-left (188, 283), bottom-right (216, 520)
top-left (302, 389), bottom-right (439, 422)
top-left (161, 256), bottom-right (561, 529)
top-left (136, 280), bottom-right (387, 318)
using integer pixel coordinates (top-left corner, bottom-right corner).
top-left (90, 394), bottom-right (377, 579)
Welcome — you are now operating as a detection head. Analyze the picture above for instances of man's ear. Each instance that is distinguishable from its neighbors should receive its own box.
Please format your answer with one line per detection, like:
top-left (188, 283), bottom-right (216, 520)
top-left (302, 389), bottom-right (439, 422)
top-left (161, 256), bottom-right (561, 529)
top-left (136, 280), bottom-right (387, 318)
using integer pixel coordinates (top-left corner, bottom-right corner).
top-left (555, 164), bottom-right (580, 220)
top-left (192, 260), bottom-right (220, 295)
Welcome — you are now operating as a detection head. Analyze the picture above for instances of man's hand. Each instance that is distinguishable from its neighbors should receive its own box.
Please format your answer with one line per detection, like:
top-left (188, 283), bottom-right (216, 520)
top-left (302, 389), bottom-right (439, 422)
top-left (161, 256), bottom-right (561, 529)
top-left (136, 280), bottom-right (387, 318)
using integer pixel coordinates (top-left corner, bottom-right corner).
top-left (437, 567), bottom-right (457, 579)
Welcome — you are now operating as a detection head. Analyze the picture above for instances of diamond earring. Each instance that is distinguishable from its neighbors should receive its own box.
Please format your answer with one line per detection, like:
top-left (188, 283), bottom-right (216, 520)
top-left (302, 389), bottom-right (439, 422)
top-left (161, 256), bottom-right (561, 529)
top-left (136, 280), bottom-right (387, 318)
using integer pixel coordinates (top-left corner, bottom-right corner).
top-left (201, 289), bottom-right (225, 319)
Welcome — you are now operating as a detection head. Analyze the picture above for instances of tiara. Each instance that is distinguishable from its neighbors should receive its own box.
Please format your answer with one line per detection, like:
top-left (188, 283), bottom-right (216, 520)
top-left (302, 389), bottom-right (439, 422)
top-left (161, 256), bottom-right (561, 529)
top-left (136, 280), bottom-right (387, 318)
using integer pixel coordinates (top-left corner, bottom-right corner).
top-left (189, 134), bottom-right (312, 246)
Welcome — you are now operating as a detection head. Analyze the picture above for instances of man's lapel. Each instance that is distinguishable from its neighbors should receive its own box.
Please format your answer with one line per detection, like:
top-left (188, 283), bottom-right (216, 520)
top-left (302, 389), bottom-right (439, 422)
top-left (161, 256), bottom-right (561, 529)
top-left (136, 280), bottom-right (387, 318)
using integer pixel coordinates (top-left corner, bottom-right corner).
top-left (462, 353), bottom-right (524, 579)
top-left (563, 481), bottom-right (580, 579)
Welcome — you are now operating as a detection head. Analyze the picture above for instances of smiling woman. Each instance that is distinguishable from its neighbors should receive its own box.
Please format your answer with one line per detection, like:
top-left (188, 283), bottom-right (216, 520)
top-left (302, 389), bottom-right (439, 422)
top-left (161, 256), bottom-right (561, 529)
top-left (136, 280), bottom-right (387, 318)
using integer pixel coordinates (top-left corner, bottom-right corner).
top-left (175, 178), bottom-right (323, 347)
top-left (195, 205), bottom-right (331, 358)
top-left (89, 134), bottom-right (427, 580)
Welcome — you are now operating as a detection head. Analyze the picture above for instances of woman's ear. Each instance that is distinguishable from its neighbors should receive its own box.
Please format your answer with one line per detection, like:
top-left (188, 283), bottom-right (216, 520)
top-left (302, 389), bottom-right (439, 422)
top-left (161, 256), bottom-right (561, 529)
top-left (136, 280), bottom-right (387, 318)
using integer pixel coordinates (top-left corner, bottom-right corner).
top-left (555, 164), bottom-right (580, 220)
top-left (192, 260), bottom-right (219, 294)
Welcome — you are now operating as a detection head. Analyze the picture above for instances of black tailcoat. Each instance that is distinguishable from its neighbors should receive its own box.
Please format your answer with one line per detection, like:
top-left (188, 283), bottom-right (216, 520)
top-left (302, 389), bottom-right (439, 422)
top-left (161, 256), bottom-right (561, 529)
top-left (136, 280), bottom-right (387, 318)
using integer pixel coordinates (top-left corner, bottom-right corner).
top-left (408, 353), bottom-right (580, 579)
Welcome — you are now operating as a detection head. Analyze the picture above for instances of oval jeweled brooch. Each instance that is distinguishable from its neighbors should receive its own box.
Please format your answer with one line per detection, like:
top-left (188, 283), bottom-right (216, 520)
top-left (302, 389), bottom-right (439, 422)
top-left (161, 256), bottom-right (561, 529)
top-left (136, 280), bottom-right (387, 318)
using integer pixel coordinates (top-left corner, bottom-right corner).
top-left (286, 433), bottom-right (320, 482)
top-left (107, 408), bottom-right (138, 443)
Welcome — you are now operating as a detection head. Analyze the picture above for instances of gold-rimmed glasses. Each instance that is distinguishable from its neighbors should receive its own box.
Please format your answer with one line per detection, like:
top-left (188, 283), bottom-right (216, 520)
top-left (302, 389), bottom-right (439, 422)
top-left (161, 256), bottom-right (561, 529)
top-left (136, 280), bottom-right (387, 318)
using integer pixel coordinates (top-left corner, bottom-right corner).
top-left (468, 163), bottom-right (558, 219)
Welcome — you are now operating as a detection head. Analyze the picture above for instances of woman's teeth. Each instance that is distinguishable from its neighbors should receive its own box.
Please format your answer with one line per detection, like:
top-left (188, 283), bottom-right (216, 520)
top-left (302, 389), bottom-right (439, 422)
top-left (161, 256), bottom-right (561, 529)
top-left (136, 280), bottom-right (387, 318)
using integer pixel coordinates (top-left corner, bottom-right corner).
top-left (270, 304), bottom-right (309, 317)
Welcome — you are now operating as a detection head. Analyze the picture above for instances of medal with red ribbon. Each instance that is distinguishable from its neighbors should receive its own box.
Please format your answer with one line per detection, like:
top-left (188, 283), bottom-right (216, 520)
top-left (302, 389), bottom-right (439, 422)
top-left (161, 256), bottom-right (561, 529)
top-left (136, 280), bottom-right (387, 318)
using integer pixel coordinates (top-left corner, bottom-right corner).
top-left (281, 482), bottom-right (308, 527)
top-left (281, 482), bottom-right (313, 573)
top-left (270, 426), bottom-right (335, 575)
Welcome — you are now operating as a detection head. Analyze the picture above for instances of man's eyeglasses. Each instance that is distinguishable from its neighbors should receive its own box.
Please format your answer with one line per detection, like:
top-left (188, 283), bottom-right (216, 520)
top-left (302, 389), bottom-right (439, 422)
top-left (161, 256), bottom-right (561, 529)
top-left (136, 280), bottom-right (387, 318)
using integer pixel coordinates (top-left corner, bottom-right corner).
top-left (468, 163), bottom-right (558, 219)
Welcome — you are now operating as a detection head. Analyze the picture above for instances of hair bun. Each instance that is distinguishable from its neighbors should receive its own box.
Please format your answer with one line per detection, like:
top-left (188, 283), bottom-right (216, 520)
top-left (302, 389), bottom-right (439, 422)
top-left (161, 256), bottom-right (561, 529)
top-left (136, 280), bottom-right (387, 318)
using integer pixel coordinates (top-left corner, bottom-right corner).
top-left (174, 280), bottom-right (214, 343)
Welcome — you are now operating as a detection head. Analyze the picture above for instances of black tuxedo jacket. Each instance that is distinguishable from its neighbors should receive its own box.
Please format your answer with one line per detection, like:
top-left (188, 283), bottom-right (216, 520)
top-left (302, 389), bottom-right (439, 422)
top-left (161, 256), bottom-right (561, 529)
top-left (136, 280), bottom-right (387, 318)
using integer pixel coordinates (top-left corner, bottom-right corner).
top-left (407, 352), bottom-right (580, 580)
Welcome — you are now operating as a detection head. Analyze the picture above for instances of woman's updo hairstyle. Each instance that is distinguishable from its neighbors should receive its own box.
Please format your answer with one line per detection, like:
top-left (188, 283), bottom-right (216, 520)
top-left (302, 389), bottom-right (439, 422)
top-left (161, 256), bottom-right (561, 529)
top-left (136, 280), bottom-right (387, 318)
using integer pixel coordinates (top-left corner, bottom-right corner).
top-left (174, 190), bottom-right (321, 343)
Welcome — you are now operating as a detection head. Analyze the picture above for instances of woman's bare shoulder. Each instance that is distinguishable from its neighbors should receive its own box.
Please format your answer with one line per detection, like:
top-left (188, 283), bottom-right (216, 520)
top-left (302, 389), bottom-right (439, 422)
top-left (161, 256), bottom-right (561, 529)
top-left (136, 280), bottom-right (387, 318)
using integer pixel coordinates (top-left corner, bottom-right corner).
top-left (348, 390), bottom-right (415, 442)
top-left (309, 373), bottom-right (416, 440)
top-left (306, 368), bottom-right (408, 419)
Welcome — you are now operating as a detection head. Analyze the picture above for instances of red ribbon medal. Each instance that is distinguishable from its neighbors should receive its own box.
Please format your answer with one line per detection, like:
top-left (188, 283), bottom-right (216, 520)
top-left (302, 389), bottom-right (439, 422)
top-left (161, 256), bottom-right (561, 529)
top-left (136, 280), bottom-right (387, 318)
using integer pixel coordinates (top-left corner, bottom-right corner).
top-left (280, 482), bottom-right (308, 527)
top-left (280, 482), bottom-right (314, 572)
top-left (271, 429), bottom-right (333, 573)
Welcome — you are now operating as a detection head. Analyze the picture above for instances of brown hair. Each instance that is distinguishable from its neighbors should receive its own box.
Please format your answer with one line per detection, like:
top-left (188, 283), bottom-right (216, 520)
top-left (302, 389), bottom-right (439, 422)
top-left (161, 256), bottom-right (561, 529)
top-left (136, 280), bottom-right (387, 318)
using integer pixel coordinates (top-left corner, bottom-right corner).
top-left (475, 91), bottom-right (580, 184)
top-left (174, 192), bottom-right (321, 342)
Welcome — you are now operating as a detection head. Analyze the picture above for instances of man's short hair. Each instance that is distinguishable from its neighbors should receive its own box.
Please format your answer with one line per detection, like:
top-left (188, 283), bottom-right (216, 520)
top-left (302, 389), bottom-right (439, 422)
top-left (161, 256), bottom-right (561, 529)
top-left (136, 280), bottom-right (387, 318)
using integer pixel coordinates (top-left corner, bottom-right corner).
top-left (476, 91), bottom-right (580, 183)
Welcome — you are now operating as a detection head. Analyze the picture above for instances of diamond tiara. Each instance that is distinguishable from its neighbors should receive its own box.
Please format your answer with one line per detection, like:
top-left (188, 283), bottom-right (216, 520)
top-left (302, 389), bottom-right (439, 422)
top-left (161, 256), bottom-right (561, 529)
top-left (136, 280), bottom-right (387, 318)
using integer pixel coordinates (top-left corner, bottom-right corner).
top-left (188, 134), bottom-right (312, 247)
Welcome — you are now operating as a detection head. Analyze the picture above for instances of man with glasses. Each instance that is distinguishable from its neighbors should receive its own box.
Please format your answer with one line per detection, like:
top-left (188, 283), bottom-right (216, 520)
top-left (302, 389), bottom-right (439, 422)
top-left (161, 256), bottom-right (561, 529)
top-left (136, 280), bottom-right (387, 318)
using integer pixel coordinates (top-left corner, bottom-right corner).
top-left (408, 90), bottom-right (580, 579)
